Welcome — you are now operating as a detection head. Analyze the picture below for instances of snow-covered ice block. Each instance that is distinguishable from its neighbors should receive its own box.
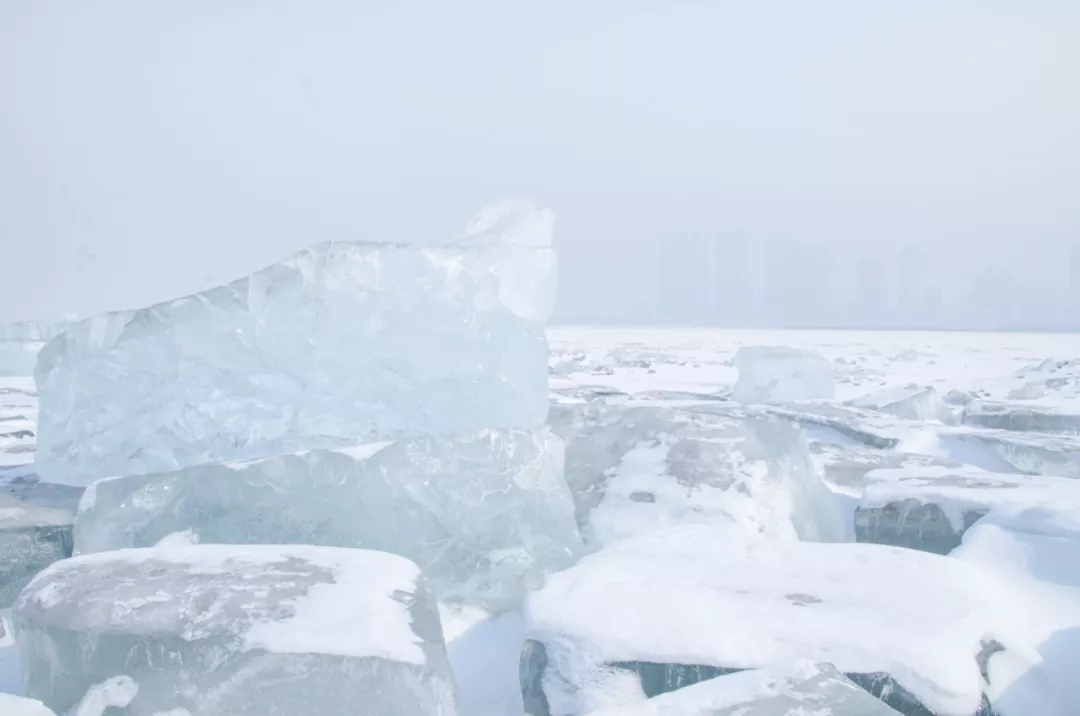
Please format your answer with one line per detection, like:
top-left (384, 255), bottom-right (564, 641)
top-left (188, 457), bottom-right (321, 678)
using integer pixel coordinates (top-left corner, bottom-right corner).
top-left (855, 466), bottom-right (1080, 554)
top-left (0, 693), bottom-right (57, 716)
top-left (0, 495), bottom-right (73, 608)
top-left (76, 427), bottom-right (581, 609)
top-left (963, 401), bottom-right (1080, 435)
top-left (35, 202), bottom-right (556, 486)
top-left (14, 544), bottom-right (457, 716)
top-left (582, 661), bottom-right (904, 716)
top-left (851, 385), bottom-right (958, 425)
top-left (731, 346), bottom-right (834, 404)
top-left (953, 508), bottom-right (1080, 715)
top-left (522, 525), bottom-right (1029, 716)
top-left (549, 404), bottom-right (846, 547)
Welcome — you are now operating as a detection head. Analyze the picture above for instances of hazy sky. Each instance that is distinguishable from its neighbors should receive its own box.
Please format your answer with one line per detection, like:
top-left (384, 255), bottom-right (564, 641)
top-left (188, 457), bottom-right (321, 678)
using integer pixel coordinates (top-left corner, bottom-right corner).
top-left (1, 0), bottom-right (1078, 321)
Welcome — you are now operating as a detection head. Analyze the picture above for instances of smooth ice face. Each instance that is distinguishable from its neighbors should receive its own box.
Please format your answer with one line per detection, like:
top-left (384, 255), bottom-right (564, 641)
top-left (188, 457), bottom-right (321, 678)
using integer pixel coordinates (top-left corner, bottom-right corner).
top-left (76, 427), bottom-right (581, 609)
top-left (731, 346), bottom-right (835, 404)
top-left (0, 495), bottom-right (73, 608)
top-left (35, 205), bottom-right (556, 487)
top-left (942, 428), bottom-right (1080, 478)
top-left (549, 404), bottom-right (846, 547)
top-left (0, 693), bottom-right (57, 716)
top-left (963, 400), bottom-right (1080, 434)
top-left (851, 385), bottom-right (958, 425)
top-left (582, 661), bottom-right (904, 716)
top-left (523, 525), bottom-right (1028, 716)
top-left (14, 544), bottom-right (457, 716)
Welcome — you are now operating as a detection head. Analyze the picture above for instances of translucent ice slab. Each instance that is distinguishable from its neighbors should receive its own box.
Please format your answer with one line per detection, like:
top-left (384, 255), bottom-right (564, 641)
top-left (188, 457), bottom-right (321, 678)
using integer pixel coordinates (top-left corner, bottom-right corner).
top-left (76, 427), bottom-right (581, 609)
top-left (35, 202), bottom-right (556, 486)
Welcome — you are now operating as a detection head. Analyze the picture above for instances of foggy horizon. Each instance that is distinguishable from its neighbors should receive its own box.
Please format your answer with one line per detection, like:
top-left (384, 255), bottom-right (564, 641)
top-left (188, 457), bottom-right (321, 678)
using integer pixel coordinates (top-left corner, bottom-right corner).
top-left (2, 1), bottom-right (1078, 328)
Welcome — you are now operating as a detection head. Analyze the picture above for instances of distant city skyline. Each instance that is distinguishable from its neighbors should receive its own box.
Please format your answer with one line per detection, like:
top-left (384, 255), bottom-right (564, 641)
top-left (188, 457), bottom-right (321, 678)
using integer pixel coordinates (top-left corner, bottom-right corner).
top-left (556, 233), bottom-right (1080, 332)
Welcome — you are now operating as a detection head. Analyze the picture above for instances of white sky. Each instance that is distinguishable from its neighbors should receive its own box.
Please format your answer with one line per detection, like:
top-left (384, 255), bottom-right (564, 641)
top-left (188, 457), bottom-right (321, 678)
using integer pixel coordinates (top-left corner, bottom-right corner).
top-left (1, 0), bottom-right (1077, 321)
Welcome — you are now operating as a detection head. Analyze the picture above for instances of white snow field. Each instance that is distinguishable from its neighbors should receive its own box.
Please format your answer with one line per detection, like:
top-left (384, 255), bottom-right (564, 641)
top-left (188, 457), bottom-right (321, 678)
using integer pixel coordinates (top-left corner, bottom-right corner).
top-left (4, 208), bottom-right (1080, 713)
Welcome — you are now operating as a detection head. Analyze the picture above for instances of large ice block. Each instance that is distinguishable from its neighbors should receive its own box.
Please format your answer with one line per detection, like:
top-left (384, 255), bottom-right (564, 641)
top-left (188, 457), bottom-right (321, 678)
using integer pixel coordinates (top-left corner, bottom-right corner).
top-left (0, 694), bottom-right (57, 716)
top-left (582, 661), bottom-right (904, 716)
top-left (14, 543), bottom-right (457, 716)
top-left (76, 427), bottom-right (581, 609)
top-left (35, 202), bottom-right (556, 486)
top-left (0, 495), bottom-right (73, 608)
top-left (549, 404), bottom-right (846, 547)
top-left (731, 346), bottom-right (835, 404)
top-left (522, 525), bottom-right (1029, 716)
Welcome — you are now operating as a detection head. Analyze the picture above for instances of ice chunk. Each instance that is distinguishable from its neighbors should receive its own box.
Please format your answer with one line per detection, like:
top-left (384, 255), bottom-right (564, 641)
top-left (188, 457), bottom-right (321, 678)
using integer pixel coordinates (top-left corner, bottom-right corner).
top-left (963, 400), bottom-right (1080, 434)
top-left (448, 199), bottom-right (556, 323)
top-left (0, 693), bottom-right (57, 716)
top-left (582, 661), bottom-right (904, 716)
top-left (942, 428), bottom-right (1080, 478)
top-left (35, 204), bottom-right (556, 487)
top-left (851, 385), bottom-right (958, 425)
top-left (73, 676), bottom-right (138, 716)
top-left (549, 404), bottom-right (846, 547)
top-left (855, 466), bottom-right (1080, 554)
top-left (14, 543), bottom-right (456, 716)
top-left (523, 525), bottom-right (1029, 716)
top-left (731, 346), bottom-right (835, 404)
top-left (75, 427), bottom-right (581, 609)
top-left (0, 495), bottom-right (73, 608)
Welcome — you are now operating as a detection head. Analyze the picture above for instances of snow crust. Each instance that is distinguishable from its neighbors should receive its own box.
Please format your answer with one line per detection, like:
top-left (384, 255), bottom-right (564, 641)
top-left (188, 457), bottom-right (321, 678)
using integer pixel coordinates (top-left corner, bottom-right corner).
top-left (0, 692), bottom-right (56, 716)
top-left (525, 525), bottom-right (1027, 716)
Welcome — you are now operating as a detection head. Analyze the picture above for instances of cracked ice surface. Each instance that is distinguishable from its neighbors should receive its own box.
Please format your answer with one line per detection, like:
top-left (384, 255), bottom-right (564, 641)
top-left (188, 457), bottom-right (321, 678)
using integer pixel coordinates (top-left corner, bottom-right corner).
top-left (75, 426), bottom-right (581, 609)
top-left (14, 544), bottom-right (455, 716)
top-left (35, 202), bottom-right (556, 486)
